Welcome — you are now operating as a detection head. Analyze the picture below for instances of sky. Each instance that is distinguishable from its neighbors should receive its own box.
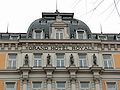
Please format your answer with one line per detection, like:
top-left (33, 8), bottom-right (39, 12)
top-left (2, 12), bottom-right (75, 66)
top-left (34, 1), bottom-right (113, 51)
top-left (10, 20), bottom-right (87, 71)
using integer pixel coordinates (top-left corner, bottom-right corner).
top-left (0, 0), bottom-right (120, 33)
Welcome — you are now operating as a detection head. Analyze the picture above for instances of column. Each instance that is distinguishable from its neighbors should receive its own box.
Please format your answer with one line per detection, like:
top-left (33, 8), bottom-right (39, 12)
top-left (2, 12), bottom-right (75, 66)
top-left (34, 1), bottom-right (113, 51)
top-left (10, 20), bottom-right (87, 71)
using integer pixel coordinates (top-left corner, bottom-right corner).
top-left (90, 66), bottom-right (103, 90)
top-left (71, 79), bottom-right (76, 90)
top-left (23, 80), bottom-right (27, 90)
top-left (47, 79), bottom-right (52, 90)
top-left (94, 79), bottom-right (100, 90)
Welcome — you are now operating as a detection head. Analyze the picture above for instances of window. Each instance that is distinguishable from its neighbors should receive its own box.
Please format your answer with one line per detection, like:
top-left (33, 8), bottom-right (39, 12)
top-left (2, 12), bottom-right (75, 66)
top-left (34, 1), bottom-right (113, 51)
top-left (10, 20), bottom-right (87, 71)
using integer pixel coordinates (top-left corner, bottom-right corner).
top-left (56, 54), bottom-right (64, 68)
top-left (7, 54), bottom-right (17, 69)
top-left (107, 82), bottom-right (116, 90)
top-left (98, 35), bottom-right (107, 40)
top-left (103, 54), bottom-right (113, 69)
top-left (34, 54), bottom-right (42, 67)
top-left (57, 82), bottom-right (65, 90)
top-left (6, 82), bottom-right (16, 90)
top-left (10, 35), bottom-right (19, 40)
top-left (76, 30), bottom-right (86, 39)
top-left (33, 29), bottom-right (43, 39)
top-left (56, 28), bottom-right (64, 39)
top-left (79, 54), bottom-right (87, 68)
top-left (80, 82), bottom-right (90, 90)
top-left (32, 82), bottom-right (42, 90)
top-left (36, 31), bottom-right (42, 39)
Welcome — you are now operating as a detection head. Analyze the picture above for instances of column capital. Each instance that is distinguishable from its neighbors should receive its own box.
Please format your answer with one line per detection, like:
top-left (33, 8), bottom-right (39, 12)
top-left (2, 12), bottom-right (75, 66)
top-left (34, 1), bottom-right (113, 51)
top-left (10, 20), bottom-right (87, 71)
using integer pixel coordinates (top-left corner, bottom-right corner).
top-left (67, 66), bottom-right (79, 79)
top-left (19, 67), bottom-right (32, 81)
top-left (90, 65), bottom-right (103, 83)
top-left (43, 66), bottom-right (56, 79)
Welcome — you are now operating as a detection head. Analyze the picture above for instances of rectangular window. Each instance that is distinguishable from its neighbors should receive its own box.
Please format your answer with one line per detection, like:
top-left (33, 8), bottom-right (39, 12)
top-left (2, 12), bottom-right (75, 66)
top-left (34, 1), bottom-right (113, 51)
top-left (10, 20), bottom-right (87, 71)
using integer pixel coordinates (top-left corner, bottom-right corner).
top-left (103, 54), bottom-right (113, 69)
top-left (77, 31), bottom-right (84, 39)
top-left (56, 29), bottom-right (64, 39)
top-left (56, 54), bottom-right (64, 68)
top-left (7, 54), bottom-right (17, 69)
top-left (36, 31), bottom-right (42, 39)
top-left (79, 54), bottom-right (87, 68)
top-left (98, 35), bottom-right (107, 40)
top-left (57, 82), bottom-right (65, 90)
top-left (34, 53), bottom-right (42, 67)
top-left (107, 82), bottom-right (116, 90)
top-left (32, 82), bottom-right (42, 90)
top-left (6, 82), bottom-right (16, 90)
top-left (80, 82), bottom-right (90, 90)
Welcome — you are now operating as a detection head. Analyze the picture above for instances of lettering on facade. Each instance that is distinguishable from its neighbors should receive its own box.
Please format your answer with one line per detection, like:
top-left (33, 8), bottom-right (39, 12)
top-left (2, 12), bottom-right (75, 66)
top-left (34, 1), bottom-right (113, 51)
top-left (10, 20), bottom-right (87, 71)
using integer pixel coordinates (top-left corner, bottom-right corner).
top-left (28, 44), bottom-right (92, 51)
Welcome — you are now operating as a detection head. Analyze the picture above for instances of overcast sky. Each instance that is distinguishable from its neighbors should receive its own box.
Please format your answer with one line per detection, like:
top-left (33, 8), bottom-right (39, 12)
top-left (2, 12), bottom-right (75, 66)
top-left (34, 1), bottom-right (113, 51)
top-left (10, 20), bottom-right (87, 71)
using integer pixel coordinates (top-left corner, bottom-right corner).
top-left (0, 0), bottom-right (120, 33)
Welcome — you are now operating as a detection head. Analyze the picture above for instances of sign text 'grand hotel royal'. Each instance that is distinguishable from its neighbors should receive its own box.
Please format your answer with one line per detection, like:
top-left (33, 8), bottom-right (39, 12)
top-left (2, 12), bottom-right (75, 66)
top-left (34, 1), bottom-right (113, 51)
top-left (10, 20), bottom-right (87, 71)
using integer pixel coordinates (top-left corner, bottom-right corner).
top-left (28, 44), bottom-right (92, 51)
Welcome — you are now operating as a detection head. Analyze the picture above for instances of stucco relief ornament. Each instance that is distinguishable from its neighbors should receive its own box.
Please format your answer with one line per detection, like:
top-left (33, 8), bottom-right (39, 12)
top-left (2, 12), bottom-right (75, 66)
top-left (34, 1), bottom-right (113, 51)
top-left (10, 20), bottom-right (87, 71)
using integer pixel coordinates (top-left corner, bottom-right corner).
top-left (70, 54), bottom-right (75, 66)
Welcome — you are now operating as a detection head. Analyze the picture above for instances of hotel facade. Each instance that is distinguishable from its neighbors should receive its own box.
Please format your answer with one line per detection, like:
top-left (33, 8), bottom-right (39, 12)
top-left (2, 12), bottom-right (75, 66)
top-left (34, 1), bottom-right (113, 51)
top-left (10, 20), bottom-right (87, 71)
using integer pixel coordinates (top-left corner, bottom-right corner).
top-left (0, 11), bottom-right (120, 90)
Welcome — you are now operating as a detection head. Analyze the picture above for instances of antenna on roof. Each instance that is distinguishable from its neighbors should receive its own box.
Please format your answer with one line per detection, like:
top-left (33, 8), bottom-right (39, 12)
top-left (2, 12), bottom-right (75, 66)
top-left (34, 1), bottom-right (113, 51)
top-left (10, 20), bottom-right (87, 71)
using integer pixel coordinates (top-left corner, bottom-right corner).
top-left (56, 0), bottom-right (58, 12)
top-left (100, 23), bottom-right (103, 34)
top-left (6, 23), bottom-right (9, 33)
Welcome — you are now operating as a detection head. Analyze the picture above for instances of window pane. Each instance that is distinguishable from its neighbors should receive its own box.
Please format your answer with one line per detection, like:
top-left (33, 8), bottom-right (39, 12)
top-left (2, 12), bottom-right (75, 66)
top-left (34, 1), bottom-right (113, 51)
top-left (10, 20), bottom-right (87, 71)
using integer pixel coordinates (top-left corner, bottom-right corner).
top-left (8, 54), bottom-right (17, 69)
top-left (77, 31), bottom-right (84, 39)
top-left (34, 54), bottom-right (42, 67)
top-left (6, 82), bottom-right (15, 90)
top-left (80, 82), bottom-right (89, 89)
top-left (56, 54), bottom-right (64, 67)
top-left (103, 54), bottom-right (113, 68)
top-left (33, 82), bottom-right (41, 89)
top-left (60, 33), bottom-right (63, 39)
top-left (56, 33), bottom-right (59, 39)
top-left (107, 82), bottom-right (116, 90)
top-left (36, 32), bottom-right (41, 39)
top-left (57, 82), bottom-right (65, 89)
top-left (79, 54), bottom-right (87, 67)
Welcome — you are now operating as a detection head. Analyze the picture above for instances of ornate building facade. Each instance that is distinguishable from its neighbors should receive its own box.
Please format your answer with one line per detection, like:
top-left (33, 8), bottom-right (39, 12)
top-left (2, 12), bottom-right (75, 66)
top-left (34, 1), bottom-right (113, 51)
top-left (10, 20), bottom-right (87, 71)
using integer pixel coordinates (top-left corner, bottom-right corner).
top-left (0, 11), bottom-right (120, 90)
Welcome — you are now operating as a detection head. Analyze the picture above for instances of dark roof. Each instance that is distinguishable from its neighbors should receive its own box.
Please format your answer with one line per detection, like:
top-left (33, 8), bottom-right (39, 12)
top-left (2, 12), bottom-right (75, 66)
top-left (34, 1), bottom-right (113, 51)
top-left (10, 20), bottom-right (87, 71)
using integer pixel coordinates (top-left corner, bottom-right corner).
top-left (27, 12), bottom-right (91, 38)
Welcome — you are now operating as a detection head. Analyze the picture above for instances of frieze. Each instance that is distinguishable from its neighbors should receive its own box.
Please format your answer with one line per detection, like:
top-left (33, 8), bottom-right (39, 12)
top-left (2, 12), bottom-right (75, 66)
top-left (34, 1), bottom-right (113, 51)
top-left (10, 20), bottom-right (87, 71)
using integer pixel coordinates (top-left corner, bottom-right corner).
top-left (28, 44), bottom-right (92, 51)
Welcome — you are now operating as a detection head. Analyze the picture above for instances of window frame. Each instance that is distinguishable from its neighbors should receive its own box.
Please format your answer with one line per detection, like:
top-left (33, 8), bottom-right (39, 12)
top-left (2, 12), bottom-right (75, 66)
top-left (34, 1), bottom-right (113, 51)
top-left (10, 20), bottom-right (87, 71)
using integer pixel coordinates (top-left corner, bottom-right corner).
top-left (79, 53), bottom-right (88, 68)
top-left (106, 81), bottom-right (117, 90)
top-left (33, 53), bottom-right (42, 67)
top-left (76, 30), bottom-right (86, 39)
top-left (56, 82), bottom-right (66, 90)
top-left (80, 82), bottom-right (90, 90)
top-left (32, 81), bottom-right (42, 90)
top-left (55, 28), bottom-right (64, 39)
top-left (5, 81), bottom-right (16, 90)
top-left (56, 53), bottom-right (65, 68)
top-left (33, 29), bottom-right (44, 39)
top-left (7, 53), bottom-right (17, 69)
top-left (103, 54), bottom-right (113, 69)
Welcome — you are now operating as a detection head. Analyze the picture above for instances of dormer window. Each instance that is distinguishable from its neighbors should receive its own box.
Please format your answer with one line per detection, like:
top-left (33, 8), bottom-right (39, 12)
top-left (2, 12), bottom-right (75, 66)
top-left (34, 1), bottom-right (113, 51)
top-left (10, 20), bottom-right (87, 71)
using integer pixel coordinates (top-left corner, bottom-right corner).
top-left (10, 35), bottom-right (19, 40)
top-left (55, 28), bottom-right (64, 39)
top-left (98, 35), bottom-right (107, 40)
top-left (33, 29), bottom-right (43, 39)
top-left (117, 35), bottom-right (120, 40)
top-left (76, 30), bottom-right (86, 39)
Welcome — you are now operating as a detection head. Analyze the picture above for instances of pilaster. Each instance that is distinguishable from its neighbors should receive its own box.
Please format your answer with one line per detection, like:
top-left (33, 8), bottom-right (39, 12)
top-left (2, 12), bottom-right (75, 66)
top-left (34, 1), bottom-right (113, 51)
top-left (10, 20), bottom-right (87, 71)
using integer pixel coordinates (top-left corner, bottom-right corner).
top-left (43, 65), bottom-right (55, 90)
top-left (90, 65), bottom-right (103, 90)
